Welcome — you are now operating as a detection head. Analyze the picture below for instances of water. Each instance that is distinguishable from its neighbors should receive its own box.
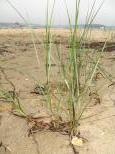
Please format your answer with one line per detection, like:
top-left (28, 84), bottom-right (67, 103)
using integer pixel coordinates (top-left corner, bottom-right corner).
top-left (0, 23), bottom-right (115, 30)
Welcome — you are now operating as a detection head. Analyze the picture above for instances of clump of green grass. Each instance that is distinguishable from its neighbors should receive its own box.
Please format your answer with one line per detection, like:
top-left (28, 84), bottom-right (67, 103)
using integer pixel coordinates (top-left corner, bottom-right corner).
top-left (0, 67), bottom-right (26, 117)
top-left (43, 0), bottom-right (114, 135)
top-left (0, 89), bottom-right (26, 117)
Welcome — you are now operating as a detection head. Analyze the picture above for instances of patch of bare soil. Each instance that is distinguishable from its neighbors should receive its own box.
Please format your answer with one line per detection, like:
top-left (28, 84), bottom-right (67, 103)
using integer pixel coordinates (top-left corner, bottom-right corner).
top-left (83, 42), bottom-right (115, 52)
top-left (66, 42), bottom-right (115, 52)
top-left (0, 29), bottom-right (115, 154)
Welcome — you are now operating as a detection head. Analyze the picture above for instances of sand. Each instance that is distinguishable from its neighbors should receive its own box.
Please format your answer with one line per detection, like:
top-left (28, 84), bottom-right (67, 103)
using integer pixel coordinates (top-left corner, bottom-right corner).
top-left (0, 29), bottom-right (115, 154)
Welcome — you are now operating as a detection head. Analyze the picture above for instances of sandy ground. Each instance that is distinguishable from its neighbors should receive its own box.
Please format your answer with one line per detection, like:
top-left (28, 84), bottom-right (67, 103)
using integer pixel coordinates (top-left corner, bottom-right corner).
top-left (0, 29), bottom-right (115, 154)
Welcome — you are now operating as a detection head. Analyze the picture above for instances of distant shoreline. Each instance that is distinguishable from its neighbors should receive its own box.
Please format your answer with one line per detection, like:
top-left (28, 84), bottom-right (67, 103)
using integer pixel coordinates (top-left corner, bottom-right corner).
top-left (0, 23), bottom-right (115, 30)
top-left (0, 28), bottom-right (115, 31)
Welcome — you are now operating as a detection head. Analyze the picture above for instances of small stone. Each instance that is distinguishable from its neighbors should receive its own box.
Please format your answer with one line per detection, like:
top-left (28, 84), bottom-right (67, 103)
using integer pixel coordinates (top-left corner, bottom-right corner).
top-left (71, 137), bottom-right (83, 147)
top-left (25, 78), bottom-right (29, 81)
